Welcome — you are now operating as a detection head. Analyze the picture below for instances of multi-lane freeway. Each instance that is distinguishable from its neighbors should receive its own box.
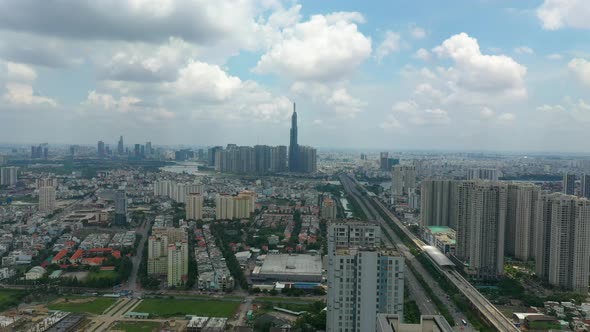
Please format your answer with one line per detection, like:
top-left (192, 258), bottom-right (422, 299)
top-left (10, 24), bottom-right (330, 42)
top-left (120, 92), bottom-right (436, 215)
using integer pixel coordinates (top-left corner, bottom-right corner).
top-left (340, 174), bottom-right (519, 332)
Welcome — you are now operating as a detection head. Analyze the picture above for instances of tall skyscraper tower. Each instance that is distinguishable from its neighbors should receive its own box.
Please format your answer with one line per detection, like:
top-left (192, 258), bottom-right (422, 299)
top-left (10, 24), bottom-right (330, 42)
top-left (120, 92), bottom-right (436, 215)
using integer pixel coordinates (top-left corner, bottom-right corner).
top-left (97, 141), bottom-right (105, 158)
top-left (114, 189), bottom-right (127, 225)
top-left (117, 136), bottom-right (124, 155)
top-left (288, 103), bottom-right (299, 172)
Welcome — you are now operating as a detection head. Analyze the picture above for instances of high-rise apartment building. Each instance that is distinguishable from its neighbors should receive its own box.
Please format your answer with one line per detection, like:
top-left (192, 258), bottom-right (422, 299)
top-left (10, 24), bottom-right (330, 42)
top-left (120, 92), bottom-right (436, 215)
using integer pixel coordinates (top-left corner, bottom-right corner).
top-left (167, 241), bottom-right (189, 287)
top-left (420, 179), bottom-right (456, 228)
top-left (216, 194), bottom-right (234, 220)
top-left (270, 145), bottom-right (287, 172)
top-left (327, 222), bottom-right (381, 255)
top-left (0, 167), bottom-right (18, 186)
top-left (208, 146), bottom-right (222, 167)
top-left (327, 222), bottom-right (404, 332)
top-left (455, 181), bottom-right (506, 279)
top-left (535, 193), bottom-right (590, 293)
top-left (581, 174), bottom-right (590, 199)
top-left (31, 144), bottom-right (48, 159)
top-left (114, 189), bottom-right (127, 225)
top-left (379, 153), bottom-right (399, 172)
top-left (321, 197), bottom-right (337, 220)
top-left (147, 234), bottom-right (169, 275)
top-left (186, 183), bottom-right (204, 195)
top-left (186, 193), bottom-right (204, 220)
top-left (97, 141), bottom-right (105, 157)
top-left (391, 165), bottom-right (416, 196)
top-left (38, 186), bottom-right (56, 213)
top-left (299, 146), bottom-right (317, 173)
top-left (232, 192), bottom-right (255, 219)
top-left (505, 183), bottom-right (540, 261)
top-left (563, 173), bottom-right (576, 195)
top-left (467, 168), bottom-right (499, 181)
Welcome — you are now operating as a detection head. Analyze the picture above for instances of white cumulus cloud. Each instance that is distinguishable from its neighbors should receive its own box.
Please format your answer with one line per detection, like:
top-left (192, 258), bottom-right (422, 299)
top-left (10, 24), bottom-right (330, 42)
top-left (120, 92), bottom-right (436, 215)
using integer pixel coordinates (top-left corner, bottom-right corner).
top-left (3, 83), bottom-right (57, 107)
top-left (433, 32), bottom-right (527, 100)
top-left (254, 12), bottom-right (372, 81)
top-left (514, 46), bottom-right (534, 55)
top-left (413, 48), bottom-right (431, 61)
top-left (568, 58), bottom-right (590, 86)
top-left (5, 62), bottom-right (37, 81)
top-left (410, 26), bottom-right (427, 39)
top-left (375, 31), bottom-right (402, 62)
top-left (537, 0), bottom-right (590, 30)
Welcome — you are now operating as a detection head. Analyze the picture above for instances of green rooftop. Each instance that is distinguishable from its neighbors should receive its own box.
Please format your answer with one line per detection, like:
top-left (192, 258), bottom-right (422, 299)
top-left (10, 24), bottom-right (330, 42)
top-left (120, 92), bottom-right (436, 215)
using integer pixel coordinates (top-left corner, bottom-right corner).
top-left (426, 226), bottom-right (454, 234)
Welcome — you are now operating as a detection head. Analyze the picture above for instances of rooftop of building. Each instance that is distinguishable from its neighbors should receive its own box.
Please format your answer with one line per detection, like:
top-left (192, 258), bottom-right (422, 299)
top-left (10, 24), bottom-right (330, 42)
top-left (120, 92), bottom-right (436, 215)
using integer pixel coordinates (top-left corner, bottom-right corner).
top-left (426, 226), bottom-right (454, 233)
top-left (259, 254), bottom-right (322, 276)
top-left (335, 246), bottom-right (400, 256)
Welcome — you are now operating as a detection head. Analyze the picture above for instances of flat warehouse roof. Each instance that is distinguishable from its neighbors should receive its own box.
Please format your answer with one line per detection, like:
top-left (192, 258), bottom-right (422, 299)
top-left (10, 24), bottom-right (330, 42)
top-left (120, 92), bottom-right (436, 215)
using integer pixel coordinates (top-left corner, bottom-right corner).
top-left (259, 254), bottom-right (322, 276)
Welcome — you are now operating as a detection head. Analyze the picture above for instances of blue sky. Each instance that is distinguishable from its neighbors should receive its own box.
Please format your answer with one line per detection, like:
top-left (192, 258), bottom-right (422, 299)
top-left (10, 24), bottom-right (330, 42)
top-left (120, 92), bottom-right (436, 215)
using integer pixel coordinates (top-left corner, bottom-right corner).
top-left (0, 0), bottom-right (589, 152)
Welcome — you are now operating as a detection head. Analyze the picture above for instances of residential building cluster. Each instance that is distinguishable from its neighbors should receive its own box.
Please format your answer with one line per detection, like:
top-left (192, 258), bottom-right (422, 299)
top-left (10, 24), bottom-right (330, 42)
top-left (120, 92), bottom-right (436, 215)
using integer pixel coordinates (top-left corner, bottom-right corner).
top-left (194, 225), bottom-right (234, 291)
top-left (215, 191), bottom-right (256, 220)
top-left (147, 222), bottom-right (189, 287)
top-left (212, 144), bottom-right (288, 174)
top-left (420, 177), bottom-right (590, 292)
top-left (153, 179), bottom-right (204, 203)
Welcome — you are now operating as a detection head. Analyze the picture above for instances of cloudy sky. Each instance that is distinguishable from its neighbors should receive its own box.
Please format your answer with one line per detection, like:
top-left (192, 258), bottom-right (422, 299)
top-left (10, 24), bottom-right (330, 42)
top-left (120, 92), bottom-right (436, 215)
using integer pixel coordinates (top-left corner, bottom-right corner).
top-left (0, 0), bottom-right (589, 152)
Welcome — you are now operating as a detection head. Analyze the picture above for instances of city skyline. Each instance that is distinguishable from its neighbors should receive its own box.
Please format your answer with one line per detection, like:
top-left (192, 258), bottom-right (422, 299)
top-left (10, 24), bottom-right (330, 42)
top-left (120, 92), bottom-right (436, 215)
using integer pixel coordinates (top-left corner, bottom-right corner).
top-left (0, 1), bottom-right (589, 151)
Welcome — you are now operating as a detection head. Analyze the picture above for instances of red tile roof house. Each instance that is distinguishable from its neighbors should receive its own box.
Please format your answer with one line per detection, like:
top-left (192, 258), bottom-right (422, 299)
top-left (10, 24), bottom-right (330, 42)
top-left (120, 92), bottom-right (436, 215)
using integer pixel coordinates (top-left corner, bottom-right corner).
top-left (69, 249), bottom-right (84, 263)
top-left (51, 249), bottom-right (69, 264)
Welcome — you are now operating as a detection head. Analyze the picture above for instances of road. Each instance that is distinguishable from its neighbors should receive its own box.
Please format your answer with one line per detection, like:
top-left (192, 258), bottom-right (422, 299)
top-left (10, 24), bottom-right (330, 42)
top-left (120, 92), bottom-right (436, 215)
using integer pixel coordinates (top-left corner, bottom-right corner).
top-left (380, 227), bottom-right (437, 316)
top-left (339, 174), bottom-right (475, 331)
top-left (342, 174), bottom-right (518, 332)
top-left (126, 216), bottom-right (151, 293)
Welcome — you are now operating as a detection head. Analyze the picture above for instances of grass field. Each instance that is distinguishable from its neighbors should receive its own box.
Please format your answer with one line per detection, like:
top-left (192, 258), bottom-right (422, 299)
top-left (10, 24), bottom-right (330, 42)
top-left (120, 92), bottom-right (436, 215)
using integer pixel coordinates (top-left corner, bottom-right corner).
top-left (134, 298), bottom-right (239, 318)
top-left (88, 270), bottom-right (117, 280)
top-left (0, 289), bottom-right (28, 311)
top-left (48, 297), bottom-right (116, 314)
top-left (110, 321), bottom-right (161, 332)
